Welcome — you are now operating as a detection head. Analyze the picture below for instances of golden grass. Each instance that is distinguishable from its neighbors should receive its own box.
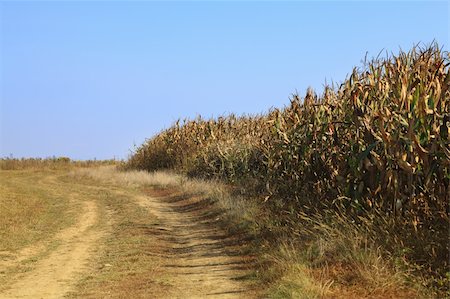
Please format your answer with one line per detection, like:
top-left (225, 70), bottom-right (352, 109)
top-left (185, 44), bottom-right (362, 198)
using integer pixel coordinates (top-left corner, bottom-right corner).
top-left (265, 243), bottom-right (333, 299)
top-left (75, 166), bottom-right (181, 187)
top-left (76, 166), bottom-right (261, 233)
top-left (0, 170), bottom-right (75, 251)
top-left (258, 211), bottom-right (427, 298)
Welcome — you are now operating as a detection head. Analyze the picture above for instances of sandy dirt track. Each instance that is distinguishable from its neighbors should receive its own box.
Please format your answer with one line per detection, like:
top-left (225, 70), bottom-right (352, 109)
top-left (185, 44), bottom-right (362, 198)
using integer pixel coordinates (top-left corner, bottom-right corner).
top-left (135, 190), bottom-right (258, 298)
top-left (0, 200), bottom-right (104, 299)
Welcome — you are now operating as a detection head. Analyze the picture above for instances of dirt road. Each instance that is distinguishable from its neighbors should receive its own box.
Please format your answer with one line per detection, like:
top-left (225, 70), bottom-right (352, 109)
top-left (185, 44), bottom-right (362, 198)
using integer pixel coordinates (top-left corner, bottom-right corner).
top-left (0, 168), bottom-right (259, 298)
top-left (135, 189), bottom-right (258, 298)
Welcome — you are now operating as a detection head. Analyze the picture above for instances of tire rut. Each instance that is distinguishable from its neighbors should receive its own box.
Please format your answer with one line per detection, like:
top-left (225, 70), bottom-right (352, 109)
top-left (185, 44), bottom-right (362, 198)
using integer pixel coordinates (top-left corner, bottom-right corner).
top-left (134, 191), bottom-right (259, 299)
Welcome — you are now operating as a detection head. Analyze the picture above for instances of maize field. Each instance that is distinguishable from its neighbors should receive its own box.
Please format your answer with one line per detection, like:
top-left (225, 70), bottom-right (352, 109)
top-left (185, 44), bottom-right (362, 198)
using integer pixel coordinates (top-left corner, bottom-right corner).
top-left (128, 44), bottom-right (449, 288)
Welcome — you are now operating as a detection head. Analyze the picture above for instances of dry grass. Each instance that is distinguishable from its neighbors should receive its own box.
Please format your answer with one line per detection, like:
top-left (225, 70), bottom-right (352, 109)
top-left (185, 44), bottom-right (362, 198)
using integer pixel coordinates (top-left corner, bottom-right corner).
top-left (264, 242), bottom-right (333, 299)
top-left (75, 166), bottom-right (181, 187)
top-left (257, 211), bottom-right (427, 298)
top-left (0, 157), bottom-right (118, 170)
top-left (76, 166), bottom-right (261, 233)
top-left (0, 170), bottom-right (75, 252)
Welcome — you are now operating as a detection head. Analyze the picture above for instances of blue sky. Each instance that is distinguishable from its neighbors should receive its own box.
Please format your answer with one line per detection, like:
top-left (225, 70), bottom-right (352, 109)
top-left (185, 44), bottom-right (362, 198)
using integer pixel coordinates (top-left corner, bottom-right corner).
top-left (0, 1), bottom-right (448, 160)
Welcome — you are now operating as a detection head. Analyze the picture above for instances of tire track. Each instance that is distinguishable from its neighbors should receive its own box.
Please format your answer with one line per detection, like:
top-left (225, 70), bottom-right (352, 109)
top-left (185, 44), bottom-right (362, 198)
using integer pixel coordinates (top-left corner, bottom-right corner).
top-left (134, 190), bottom-right (259, 298)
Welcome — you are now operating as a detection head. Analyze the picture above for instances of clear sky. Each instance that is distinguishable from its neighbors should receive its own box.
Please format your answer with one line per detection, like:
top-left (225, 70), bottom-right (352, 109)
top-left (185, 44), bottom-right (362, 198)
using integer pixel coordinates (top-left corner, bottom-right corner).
top-left (0, 1), bottom-right (448, 160)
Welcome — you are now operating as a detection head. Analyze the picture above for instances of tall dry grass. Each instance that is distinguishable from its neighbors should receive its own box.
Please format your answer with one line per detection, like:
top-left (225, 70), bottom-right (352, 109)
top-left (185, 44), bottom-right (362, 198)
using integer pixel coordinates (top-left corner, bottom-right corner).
top-left (75, 166), bottom-right (261, 228)
top-left (127, 43), bottom-right (449, 294)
